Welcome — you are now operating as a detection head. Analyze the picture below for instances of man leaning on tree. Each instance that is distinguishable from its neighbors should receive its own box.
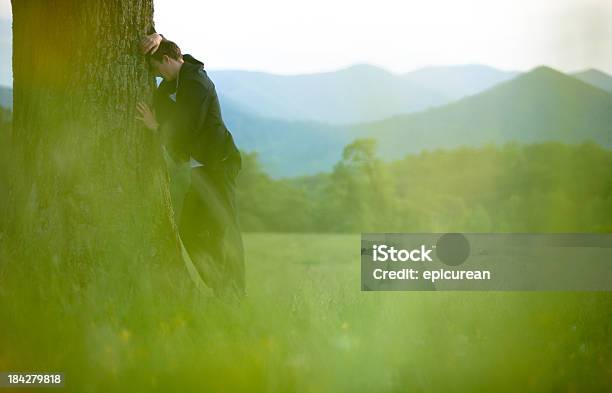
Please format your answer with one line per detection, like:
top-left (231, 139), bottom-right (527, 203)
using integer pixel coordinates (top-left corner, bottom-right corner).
top-left (136, 30), bottom-right (245, 299)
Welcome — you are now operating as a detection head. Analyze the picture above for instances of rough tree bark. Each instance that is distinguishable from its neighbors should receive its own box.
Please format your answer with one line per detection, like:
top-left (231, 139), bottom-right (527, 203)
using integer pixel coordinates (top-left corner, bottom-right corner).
top-left (4, 0), bottom-right (183, 284)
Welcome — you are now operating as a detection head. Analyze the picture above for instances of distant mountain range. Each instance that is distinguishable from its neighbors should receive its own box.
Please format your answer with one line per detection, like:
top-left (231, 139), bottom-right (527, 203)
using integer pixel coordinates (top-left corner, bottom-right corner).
top-left (355, 66), bottom-right (612, 158)
top-left (210, 65), bottom-right (448, 125)
top-left (210, 64), bottom-right (520, 124)
top-left (227, 66), bottom-right (612, 176)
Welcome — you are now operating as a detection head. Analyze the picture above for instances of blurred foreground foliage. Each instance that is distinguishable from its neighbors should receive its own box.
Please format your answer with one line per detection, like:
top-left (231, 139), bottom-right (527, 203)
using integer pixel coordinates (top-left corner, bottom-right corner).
top-left (0, 232), bottom-right (611, 392)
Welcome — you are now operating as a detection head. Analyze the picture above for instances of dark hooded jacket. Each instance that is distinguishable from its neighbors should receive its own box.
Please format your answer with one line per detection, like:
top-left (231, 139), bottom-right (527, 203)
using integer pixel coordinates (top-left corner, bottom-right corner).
top-left (154, 54), bottom-right (241, 172)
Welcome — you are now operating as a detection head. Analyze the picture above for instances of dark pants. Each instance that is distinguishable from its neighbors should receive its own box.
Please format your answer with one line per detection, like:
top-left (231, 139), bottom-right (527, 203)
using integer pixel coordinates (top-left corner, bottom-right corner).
top-left (178, 160), bottom-right (245, 298)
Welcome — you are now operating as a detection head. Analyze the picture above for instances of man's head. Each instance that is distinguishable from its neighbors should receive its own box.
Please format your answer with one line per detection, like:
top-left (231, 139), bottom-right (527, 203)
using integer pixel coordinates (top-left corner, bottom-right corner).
top-left (148, 39), bottom-right (184, 81)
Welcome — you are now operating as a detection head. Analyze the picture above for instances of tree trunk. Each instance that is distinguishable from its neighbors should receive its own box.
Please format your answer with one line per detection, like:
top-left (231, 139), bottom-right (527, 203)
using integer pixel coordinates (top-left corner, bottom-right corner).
top-left (4, 0), bottom-right (183, 286)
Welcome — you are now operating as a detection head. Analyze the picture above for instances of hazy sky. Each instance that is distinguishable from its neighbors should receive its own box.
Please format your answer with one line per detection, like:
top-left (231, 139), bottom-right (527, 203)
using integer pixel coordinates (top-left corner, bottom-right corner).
top-left (0, 0), bottom-right (611, 75)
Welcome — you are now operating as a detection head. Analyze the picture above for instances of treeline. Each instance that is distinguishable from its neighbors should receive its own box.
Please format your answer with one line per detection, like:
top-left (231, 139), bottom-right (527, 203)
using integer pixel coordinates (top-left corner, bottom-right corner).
top-left (236, 139), bottom-right (612, 233)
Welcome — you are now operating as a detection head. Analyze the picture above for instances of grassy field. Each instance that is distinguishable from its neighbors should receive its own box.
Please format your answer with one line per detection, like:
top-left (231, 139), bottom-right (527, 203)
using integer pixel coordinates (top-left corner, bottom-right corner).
top-left (1, 233), bottom-right (611, 392)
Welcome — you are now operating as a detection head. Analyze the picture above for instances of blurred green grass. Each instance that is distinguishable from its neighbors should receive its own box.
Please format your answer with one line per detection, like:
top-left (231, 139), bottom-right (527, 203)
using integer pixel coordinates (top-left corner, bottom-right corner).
top-left (1, 232), bottom-right (611, 392)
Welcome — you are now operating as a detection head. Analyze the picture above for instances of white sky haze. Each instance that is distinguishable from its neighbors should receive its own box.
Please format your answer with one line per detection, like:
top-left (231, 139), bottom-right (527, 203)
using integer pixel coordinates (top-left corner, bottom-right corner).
top-left (0, 0), bottom-right (611, 75)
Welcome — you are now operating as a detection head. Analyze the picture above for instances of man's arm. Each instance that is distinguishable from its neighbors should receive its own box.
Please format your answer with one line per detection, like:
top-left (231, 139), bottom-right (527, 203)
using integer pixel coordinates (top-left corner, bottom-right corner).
top-left (152, 80), bottom-right (181, 159)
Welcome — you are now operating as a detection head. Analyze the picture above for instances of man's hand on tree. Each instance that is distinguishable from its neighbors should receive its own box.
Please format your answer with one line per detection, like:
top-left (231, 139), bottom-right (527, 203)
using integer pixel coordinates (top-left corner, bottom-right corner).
top-left (141, 33), bottom-right (162, 54)
top-left (136, 102), bottom-right (159, 131)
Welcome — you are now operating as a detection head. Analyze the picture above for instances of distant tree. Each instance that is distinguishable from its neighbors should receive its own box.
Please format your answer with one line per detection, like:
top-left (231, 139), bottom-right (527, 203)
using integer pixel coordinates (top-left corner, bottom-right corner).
top-left (323, 139), bottom-right (395, 231)
top-left (3, 1), bottom-right (183, 287)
